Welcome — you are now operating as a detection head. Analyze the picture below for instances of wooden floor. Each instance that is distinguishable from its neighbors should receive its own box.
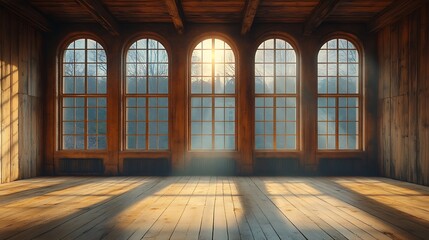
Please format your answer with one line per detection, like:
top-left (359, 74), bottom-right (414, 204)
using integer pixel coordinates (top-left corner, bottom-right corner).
top-left (0, 177), bottom-right (428, 240)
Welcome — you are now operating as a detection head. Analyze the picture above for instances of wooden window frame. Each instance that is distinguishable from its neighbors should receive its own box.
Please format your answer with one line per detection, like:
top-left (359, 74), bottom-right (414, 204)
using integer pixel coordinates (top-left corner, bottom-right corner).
top-left (58, 38), bottom-right (107, 151)
top-left (317, 37), bottom-right (363, 151)
top-left (254, 37), bottom-right (301, 151)
top-left (123, 38), bottom-right (170, 151)
top-left (188, 37), bottom-right (238, 151)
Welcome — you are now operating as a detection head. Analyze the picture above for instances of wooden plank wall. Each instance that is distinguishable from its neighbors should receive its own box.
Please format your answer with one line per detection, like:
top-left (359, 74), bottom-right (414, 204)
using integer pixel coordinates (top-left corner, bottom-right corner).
top-left (0, 7), bottom-right (43, 184)
top-left (377, 3), bottom-right (429, 186)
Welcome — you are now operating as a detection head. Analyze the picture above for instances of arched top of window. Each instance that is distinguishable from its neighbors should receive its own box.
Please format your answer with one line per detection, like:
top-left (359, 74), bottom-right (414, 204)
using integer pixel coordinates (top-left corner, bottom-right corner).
top-left (317, 38), bottom-right (360, 95)
top-left (255, 38), bottom-right (297, 95)
top-left (64, 38), bottom-right (105, 51)
top-left (189, 34), bottom-right (237, 57)
top-left (62, 38), bottom-right (107, 94)
top-left (190, 38), bottom-right (236, 95)
top-left (317, 38), bottom-right (361, 150)
top-left (125, 38), bottom-right (169, 95)
top-left (127, 38), bottom-right (168, 56)
top-left (319, 38), bottom-right (359, 56)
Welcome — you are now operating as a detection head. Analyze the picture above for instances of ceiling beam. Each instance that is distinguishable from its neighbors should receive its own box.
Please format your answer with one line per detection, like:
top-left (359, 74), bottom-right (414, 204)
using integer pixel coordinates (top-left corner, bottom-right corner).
top-left (0, 0), bottom-right (52, 32)
top-left (303, 0), bottom-right (341, 36)
top-left (164, 0), bottom-right (185, 34)
top-left (369, 0), bottom-right (428, 32)
top-left (241, 0), bottom-right (260, 35)
top-left (75, 0), bottom-right (119, 36)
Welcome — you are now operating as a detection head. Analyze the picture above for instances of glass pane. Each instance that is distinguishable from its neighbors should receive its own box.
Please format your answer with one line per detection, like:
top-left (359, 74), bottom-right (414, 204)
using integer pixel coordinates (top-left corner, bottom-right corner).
top-left (98, 136), bottom-right (106, 149)
top-left (158, 122), bottom-right (168, 134)
top-left (215, 122), bottom-right (224, 134)
top-left (255, 122), bottom-right (264, 134)
top-left (76, 136), bottom-right (84, 149)
top-left (276, 135), bottom-right (285, 149)
top-left (225, 122), bottom-right (235, 134)
top-left (63, 136), bottom-right (74, 149)
top-left (265, 136), bottom-right (273, 149)
top-left (348, 135), bottom-right (357, 149)
top-left (202, 136), bottom-right (212, 149)
top-left (202, 122), bottom-right (212, 134)
top-left (135, 136), bottom-right (145, 149)
top-left (318, 122), bottom-right (327, 134)
top-left (255, 135), bottom-right (264, 149)
top-left (159, 136), bottom-right (168, 149)
top-left (327, 136), bottom-right (336, 149)
top-left (191, 136), bottom-right (202, 149)
top-left (265, 122), bottom-right (273, 134)
top-left (88, 136), bottom-right (97, 149)
top-left (225, 136), bottom-right (235, 149)
top-left (286, 136), bottom-right (295, 149)
top-left (318, 136), bottom-right (326, 149)
top-left (215, 136), bottom-right (224, 149)
top-left (149, 136), bottom-right (157, 149)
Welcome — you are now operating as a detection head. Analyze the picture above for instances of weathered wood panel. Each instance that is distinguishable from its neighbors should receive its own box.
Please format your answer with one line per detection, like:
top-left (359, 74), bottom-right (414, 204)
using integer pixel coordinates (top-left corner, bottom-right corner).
top-left (0, 7), bottom-right (43, 184)
top-left (1, 8), bottom-right (12, 183)
top-left (377, 3), bottom-right (429, 186)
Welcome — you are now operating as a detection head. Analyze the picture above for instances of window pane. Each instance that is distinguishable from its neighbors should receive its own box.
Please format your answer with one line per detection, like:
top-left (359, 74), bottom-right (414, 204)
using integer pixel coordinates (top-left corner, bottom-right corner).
top-left (255, 39), bottom-right (298, 150)
top-left (191, 38), bottom-right (236, 150)
top-left (61, 39), bottom-right (107, 150)
top-left (124, 39), bottom-right (169, 150)
top-left (317, 38), bottom-right (360, 150)
top-left (63, 136), bottom-right (74, 149)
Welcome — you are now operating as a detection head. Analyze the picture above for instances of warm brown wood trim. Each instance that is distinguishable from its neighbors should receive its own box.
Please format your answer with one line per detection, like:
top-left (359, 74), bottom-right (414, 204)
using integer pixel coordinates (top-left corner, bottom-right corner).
top-left (316, 151), bottom-right (366, 159)
top-left (0, 0), bottom-right (52, 32)
top-left (75, 0), bottom-right (120, 36)
top-left (254, 151), bottom-right (302, 158)
top-left (303, 0), bottom-right (341, 36)
top-left (369, 0), bottom-right (428, 32)
top-left (164, 0), bottom-right (185, 34)
top-left (241, 0), bottom-right (260, 35)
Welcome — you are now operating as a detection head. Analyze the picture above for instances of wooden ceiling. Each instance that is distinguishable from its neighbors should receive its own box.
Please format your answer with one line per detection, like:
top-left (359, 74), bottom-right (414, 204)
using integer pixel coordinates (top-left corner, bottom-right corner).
top-left (1, 0), bottom-right (427, 35)
top-left (27, 0), bottom-right (393, 23)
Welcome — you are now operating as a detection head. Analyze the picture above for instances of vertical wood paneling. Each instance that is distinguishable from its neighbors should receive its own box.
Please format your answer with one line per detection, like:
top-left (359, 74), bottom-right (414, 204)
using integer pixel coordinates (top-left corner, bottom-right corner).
top-left (377, 3), bottom-right (429, 186)
top-left (1, 9), bottom-right (12, 183)
top-left (0, 7), bottom-right (43, 184)
top-left (10, 12), bottom-right (20, 182)
top-left (408, 11), bottom-right (419, 183)
top-left (418, 5), bottom-right (429, 185)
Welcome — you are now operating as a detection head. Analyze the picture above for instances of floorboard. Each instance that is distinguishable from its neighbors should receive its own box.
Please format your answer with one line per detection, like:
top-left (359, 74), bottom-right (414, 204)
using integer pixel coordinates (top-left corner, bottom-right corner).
top-left (0, 177), bottom-right (428, 240)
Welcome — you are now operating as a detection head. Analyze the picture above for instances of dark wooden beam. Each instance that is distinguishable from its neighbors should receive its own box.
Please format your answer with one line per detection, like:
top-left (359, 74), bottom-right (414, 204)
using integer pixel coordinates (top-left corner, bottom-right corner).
top-left (164, 0), bottom-right (185, 34)
top-left (75, 0), bottom-right (119, 36)
top-left (241, 0), bottom-right (260, 35)
top-left (369, 0), bottom-right (428, 32)
top-left (303, 0), bottom-right (341, 36)
top-left (0, 0), bottom-right (52, 32)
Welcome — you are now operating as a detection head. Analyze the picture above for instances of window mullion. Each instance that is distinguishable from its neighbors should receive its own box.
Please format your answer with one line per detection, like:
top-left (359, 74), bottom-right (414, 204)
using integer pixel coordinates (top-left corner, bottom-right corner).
top-left (336, 40), bottom-right (339, 150)
top-left (273, 41), bottom-right (277, 149)
top-left (146, 42), bottom-right (150, 150)
top-left (84, 39), bottom-right (88, 150)
top-left (211, 38), bottom-right (215, 150)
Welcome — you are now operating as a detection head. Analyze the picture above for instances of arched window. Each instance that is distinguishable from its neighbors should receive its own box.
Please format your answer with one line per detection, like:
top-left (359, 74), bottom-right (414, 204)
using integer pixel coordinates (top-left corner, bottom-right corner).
top-left (255, 38), bottom-right (298, 150)
top-left (60, 38), bottom-right (107, 150)
top-left (190, 38), bottom-right (236, 150)
top-left (125, 38), bottom-right (169, 150)
top-left (317, 38), bottom-right (361, 150)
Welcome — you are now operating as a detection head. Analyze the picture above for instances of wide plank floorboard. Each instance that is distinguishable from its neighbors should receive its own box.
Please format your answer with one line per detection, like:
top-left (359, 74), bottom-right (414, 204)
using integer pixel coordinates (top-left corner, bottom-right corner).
top-left (0, 177), bottom-right (428, 240)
